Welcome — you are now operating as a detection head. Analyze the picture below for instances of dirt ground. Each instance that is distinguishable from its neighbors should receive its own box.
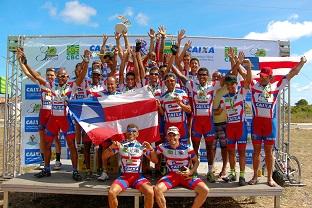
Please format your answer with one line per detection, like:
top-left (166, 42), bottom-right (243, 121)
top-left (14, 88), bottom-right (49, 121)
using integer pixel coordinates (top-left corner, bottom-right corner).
top-left (0, 129), bottom-right (311, 208)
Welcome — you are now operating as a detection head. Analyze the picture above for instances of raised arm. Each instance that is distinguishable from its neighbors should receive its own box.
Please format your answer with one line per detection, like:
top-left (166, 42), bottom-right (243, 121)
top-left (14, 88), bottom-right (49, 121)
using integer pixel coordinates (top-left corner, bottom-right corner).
top-left (175, 29), bottom-right (185, 63)
top-left (136, 43), bottom-right (146, 81)
top-left (119, 50), bottom-right (130, 85)
top-left (99, 34), bottom-right (108, 64)
top-left (16, 48), bottom-right (37, 83)
top-left (131, 49), bottom-right (141, 83)
top-left (17, 48), bottom-right (46, 85)
top-left (158, 25), bottom-right (166, 63)
top-left (243, 59), bottom-right (252, 88)
top-left (122, 31), bottom-right (130, 52)
top-left (177, 40), bottom-right (192, 66)
top-left (286, 56), bottom-right (307, 81)
top-left (169, 46), bottom-right (188, 85)
top-left (75, 50), bottom-right (91, 86)
top-left (115, 32), bottom-right (123, 60)
top-left (148, 28), bottom-right (156, 54)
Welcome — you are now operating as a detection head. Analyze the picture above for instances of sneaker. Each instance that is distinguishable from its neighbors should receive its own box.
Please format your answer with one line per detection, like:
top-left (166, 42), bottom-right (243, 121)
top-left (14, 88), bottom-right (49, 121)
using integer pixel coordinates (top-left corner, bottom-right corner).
top-left (222, 173), bottom-right (237, 182)
top-left (239, 177), bottom-right (247, 186)
top-left (34, 168), bottom-right (51, 178)
top-left (53, 161), bottom-right (62, 170)
top-left (207, 172), bottom-right (216, 183)
top-left (98, 171), bottom-right (109, 181)
top-left (39, 161), bottom-right (45, 169)
top-left (72, 170), bottom-right (82, 181)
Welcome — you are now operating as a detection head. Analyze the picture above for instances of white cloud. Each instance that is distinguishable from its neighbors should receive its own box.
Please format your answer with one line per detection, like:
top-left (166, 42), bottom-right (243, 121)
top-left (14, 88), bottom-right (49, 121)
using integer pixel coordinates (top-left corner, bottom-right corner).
top-left (42, 2), bottom-right (57, 17)
top-left (244, 17), bottom-right (312, 41)
top-left (135, 13), bottom-right (149, 26)
top-left (293, 82), bottom-right (312, 92)
top-left (60, 1), bottom-right (98, 27)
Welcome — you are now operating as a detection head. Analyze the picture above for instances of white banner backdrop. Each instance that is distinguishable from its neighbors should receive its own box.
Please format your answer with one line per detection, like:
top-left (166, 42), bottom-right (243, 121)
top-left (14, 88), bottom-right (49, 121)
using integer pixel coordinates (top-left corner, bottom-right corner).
top-left (21, 35), bottom-right (280, 166)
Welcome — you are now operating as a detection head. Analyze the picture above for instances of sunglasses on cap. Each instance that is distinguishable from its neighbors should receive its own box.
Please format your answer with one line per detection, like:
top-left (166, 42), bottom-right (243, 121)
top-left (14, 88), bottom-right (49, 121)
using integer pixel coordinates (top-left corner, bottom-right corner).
top-left (127, 128), bottom-right (138, 133)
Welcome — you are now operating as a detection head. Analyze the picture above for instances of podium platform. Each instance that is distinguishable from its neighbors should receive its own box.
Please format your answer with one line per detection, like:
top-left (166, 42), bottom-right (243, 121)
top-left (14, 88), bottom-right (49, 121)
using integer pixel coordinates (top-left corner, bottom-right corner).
top-left (0, 161), bottom-right (283, 208)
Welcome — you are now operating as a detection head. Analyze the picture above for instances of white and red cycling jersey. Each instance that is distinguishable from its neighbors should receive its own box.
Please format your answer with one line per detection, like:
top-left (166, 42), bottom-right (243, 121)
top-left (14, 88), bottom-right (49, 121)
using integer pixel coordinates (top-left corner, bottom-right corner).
top-left (160, 88), bottom-right (189, 124)
top-left (40, 83), bottom-right (71, 117)
top-left (250, 77), bottom-right (288, 119)
top-left (156, 142), bottom-right (195, 172)
top-left (186, 80), bottom-right (221, 117)
top-left (68, 79), bottom-right (89, 100)
top-left (112, 140), bottom-right (148, 174)
top-left (86, 80), bottom-right (105, 98)
top-left (38, 81), bottom-right (54, 110)
top-left (220, 87), bottom-right (248, 123)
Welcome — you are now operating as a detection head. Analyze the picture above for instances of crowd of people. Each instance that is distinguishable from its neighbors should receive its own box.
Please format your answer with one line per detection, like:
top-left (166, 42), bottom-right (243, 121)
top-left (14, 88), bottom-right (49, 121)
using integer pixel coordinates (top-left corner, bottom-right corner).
top-left (17, 26), bottom-right (306, 208)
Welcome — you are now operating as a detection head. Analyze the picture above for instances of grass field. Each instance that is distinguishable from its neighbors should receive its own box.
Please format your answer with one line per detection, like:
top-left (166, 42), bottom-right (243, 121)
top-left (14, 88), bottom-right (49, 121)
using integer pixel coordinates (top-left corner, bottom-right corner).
top-left (0, 128), bottom-right (311, 207)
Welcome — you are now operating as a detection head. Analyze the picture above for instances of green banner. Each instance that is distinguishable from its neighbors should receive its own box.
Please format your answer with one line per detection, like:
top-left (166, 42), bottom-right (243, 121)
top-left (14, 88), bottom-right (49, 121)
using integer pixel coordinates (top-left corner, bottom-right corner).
top-left (0, 77), bottom-right (6, 94)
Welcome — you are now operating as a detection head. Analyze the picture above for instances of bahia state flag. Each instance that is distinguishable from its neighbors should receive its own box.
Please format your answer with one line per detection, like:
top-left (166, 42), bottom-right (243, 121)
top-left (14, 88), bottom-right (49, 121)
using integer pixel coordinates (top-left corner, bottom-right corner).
top-left (246, 56), bottom-right (301, 79)
top-left (68, 86), bottom-right (160, 145)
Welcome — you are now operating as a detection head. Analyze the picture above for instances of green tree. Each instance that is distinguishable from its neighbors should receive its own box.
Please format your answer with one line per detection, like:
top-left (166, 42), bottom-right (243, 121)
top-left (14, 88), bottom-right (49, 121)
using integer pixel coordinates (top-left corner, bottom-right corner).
top-left (295, 99), bottom-right (308, 106)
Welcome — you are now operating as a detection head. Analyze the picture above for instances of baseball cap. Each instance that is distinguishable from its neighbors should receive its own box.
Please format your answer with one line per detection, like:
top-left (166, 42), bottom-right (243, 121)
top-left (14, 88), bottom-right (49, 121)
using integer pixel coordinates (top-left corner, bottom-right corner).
top-left (167, 126), bottom-right (179, 135)
top-left (224, 74), bottom-right (237, 84)
top-left (259, 67), bottom-right (272, 77)
top-left (92, 68), bottom-right (102, 75)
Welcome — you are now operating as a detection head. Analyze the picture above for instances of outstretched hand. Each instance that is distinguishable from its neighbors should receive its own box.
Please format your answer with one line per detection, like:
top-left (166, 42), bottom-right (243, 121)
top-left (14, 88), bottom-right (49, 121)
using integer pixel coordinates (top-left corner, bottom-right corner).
top-left (158, 25), bottom-right (166, 38)
top-left (177, 29), bottom-right (186, 42)
top-left (148, 28), bottom-right (156, 39)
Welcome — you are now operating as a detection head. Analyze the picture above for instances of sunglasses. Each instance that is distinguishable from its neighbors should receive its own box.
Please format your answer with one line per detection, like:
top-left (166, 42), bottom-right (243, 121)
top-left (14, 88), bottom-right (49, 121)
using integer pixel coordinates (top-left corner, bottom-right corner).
top-left (198, 73), bottom-right (208, 76)
top-left (150, 73), bottom-right (159, 76)
top-left (127, 128), bottom-right (138, 133)
top-left (57, 75), bottom-right (67, 79)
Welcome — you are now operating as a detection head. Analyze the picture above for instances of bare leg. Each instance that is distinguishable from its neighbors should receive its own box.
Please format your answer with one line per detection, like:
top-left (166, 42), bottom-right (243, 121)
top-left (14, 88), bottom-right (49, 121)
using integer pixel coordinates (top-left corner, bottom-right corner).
top-left (66, 137), bottom-right (78, 169)
top-left (108, 183), bottom-right (123, 208)
top-left (220, 147), bottom-right (228, 176)
top-left (138, 183), bottom-right (154, 208)
top-left (249, 143), bottom-right (261, 184)
top-left (192, 182), bottom-right (209, 208)
top-left (264, 144), bottom-right (276, 186)
top-left (154, 182), bottom-right (168, 208)
top-left (238, 148), bottom-right (246, 173)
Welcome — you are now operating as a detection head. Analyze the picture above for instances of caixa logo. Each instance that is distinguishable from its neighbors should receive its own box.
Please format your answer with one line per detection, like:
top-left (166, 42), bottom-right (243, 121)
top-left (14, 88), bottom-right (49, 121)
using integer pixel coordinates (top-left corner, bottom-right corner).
top-left (25, 84), bottom-right (41, 100)
top-left (25, 117), bottom-right (39, 132)
top-left (187, 46), bottom-right (215, 54)
top-left (25, 149), bottom-right (41, 165)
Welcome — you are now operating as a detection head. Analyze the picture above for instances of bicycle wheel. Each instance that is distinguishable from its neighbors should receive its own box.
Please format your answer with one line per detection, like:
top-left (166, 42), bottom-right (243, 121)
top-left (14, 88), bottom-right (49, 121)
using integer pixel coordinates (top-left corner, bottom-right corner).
top-left (287, 155), bottom-right (301, 184)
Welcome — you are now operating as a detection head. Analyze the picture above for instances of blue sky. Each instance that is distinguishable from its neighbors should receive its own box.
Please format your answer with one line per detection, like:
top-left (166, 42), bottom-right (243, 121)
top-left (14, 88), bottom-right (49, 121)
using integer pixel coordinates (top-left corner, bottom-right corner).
top-left (1, 0), bottom-right (312, 105)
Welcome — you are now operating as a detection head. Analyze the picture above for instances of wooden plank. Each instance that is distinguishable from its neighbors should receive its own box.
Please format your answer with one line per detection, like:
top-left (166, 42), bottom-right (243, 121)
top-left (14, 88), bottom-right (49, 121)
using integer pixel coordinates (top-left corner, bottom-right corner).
top-left (274, 196), bottom-right (281, 208)
top-left (3, 191), bottom-right (8, 208)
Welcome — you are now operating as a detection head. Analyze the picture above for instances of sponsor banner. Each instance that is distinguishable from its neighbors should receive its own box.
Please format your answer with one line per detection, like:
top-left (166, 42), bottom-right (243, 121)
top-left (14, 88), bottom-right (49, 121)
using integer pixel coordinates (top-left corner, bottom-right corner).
top-left (20, 35), bottom-right (280, 166)
top-left (25, 149), bottom-right (41, 165)
top-left (24, 133), bottom-right (40, 148)
top-left (25, 84), bottom-right (41, 100)
top-left (24, 117), bottom-right (39, 132)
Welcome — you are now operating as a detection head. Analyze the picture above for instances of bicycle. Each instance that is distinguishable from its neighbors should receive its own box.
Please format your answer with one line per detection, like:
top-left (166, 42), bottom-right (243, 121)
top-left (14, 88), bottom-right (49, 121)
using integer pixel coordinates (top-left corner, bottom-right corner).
top-left (261, 142), bottom-right (301, 186)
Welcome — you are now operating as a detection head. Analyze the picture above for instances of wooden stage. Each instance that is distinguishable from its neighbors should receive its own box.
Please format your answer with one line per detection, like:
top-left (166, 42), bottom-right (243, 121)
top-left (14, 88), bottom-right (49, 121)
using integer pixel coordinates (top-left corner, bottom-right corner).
top-left (0, 162), bottom-right (283, 208)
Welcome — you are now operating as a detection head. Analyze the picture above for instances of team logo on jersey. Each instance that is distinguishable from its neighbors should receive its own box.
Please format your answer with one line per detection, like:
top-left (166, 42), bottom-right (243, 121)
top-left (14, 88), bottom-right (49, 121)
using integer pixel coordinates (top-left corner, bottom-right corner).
top-left (178, 150), bottom-right (185, 155)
